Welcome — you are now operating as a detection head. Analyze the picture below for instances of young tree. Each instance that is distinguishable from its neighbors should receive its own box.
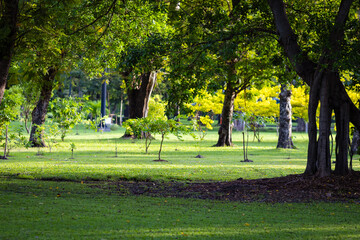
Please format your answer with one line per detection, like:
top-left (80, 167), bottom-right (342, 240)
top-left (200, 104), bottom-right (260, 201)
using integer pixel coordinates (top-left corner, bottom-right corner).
top-left (48, 97), bottom-right (85, 141)
top-left (0, 86), bottom-right (23, 158)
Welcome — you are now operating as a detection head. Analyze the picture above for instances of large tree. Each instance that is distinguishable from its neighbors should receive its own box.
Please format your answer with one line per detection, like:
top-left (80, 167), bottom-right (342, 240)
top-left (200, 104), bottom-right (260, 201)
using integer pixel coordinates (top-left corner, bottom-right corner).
top-left (167, 0), bottom-right (272, 146)
top-left (13, 1), bottom-right (116, 146)
top-left (267, 0), bottom-right (360, 176)
top-left (118, 34), bottom-right (167, 120)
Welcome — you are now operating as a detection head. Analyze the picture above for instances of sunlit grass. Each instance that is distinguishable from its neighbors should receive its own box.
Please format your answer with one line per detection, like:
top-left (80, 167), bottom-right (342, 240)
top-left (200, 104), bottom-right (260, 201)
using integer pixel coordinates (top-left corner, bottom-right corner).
top-left (0, 124), bottom-right (359, 182)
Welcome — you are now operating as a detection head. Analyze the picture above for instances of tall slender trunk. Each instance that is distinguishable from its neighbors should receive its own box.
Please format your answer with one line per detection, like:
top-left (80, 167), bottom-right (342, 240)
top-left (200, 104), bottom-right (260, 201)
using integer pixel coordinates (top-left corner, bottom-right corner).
top-left (215, 81), bottom-right (237, 146)
top-left (158, 133), bottom-right (165, 160)
top-left (2, 125), bottom-right (8, 159)
top-left (215, 59), bottom-right (241, 147)
top-left (29, 68), bottom-right (57, 147)
top-left (119, 95), bottom-right (123, 125)
top-left (316, 73), bottom-right (332, 177)
top-left (0, 0), bottom-right (19, 104)
top-left (277, 84), bottom-right (294, 148)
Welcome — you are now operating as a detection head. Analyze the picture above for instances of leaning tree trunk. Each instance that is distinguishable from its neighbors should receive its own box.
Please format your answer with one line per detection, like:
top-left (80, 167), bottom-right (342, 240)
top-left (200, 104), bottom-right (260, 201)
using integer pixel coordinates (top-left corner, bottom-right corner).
top-left (0, 0), bottom-right (19, 104)
top-left (215, 81), bottom-right (238, 147)
top-left (29, 68), bottom-right (57, 147)
top-left (277, 84), bottom-right (294, 148)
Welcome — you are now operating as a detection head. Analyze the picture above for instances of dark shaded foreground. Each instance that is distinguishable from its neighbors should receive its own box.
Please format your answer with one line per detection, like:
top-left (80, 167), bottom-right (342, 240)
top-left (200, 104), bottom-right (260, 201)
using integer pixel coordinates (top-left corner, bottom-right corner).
top-left (89, 172), bottom-right (360, 203)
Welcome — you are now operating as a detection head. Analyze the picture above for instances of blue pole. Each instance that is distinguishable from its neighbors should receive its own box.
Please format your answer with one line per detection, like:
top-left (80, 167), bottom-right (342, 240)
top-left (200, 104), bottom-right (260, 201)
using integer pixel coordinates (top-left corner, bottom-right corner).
top-left (101, 80), bottom-right (106, 118)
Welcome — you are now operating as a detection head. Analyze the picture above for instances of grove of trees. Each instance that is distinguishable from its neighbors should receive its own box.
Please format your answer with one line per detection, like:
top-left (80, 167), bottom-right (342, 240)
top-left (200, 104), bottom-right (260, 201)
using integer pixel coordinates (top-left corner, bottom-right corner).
top-left (0, 0), bottom-right (359, 178)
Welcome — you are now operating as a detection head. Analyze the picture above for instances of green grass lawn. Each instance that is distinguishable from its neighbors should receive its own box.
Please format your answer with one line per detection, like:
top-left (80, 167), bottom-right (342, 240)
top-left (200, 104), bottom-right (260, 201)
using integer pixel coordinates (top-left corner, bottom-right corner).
top-left (1, 124), bottom-right (348, 182)
top-left (1, 124), bottom-right (359, 239)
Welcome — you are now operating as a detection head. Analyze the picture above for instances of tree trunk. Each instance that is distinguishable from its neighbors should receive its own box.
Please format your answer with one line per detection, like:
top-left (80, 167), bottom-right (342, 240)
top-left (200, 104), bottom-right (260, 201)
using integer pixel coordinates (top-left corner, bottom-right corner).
top-left (277, 84), bottom-right (294, 148)
top-left (122, 71), bottom-right (156, 138)
top-left (296, 118), bottom-right (306, 132)
top-left (215, 81), bottom-right (237, 146)
top-left (350, 128), bottom-right (360, 170)
top-left (234, 117), bottom-right (245, 131)
top-left (29, 68), bottom-right (57, 147)
top-left (0, 0), bottom-right (19, 104)
top-left (119, 95), bottom-right (123, 125)
top-left (126, 71), bottom-right (156, 119)
top-left (215, 57), bottom-right (243, 147)
top-left (315, 72), bottom-right (332, 177)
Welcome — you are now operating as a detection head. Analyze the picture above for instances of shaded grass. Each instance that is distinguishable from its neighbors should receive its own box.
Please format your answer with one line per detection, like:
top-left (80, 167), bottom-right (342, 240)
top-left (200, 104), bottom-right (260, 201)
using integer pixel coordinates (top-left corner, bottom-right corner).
top-left (1, 178), bottom-right (359, 240)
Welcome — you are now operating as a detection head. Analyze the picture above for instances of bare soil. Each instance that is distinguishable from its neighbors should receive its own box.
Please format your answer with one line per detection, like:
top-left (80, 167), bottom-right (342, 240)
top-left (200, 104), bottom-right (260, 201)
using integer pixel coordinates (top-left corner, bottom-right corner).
top-left (90, 171), bottom-right (360, 203)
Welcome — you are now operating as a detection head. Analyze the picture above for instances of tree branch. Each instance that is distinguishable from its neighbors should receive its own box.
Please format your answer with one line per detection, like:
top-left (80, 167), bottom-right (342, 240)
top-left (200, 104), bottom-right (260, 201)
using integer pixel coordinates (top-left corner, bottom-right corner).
top-left (326, 0), bottom-right (354, 62)
top-left (68, 0), bottom-right (117, 36)
top-left (267, 0), bottom-right (316, 85)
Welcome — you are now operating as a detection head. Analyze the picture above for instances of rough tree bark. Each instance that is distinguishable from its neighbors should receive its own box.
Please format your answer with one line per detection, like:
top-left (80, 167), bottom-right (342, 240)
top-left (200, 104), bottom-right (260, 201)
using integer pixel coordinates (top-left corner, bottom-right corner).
top-left (121, 71), bottom-right (156, 137)
top-left (350, 101), bottom-right (360, 168)
top-left (277, 84), bottom-right (294, 148)
top-left (29, 68), bottom-right (57, 147)
top-left (215, 58), bottom-right (244, 147)
top-left (268, 0), bottom-right (359, 177)
top-left (125, 71), bottom-right (156, 119)
top-left (0, 0), bottom-right (19, 104)
top-left (215, 80), bottom-right (238, 146)
top-left (296, 118), bottom-right (306, 132)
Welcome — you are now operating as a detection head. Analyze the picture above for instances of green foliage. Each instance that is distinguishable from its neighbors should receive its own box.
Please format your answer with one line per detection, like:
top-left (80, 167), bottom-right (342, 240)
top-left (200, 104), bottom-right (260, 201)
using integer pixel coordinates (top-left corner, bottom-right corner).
top-left (48, 97), bottom-right (86, 141)
top-left (0, 86), bottom-right (25, 158)
top-left (192, 116), bottom-right (214, 141)
top-left (192, 115), bottom-right (214, 157)
top-left (83, 100), bottom-right (101, 120)
top-left (0, 125), bottom-right (29, 157)
top-left (0, 86), bottom-right (23, 129)
top-left (151, 118), bottom-right (189, 161)
top-left (33, 124), bottom-right (45, 155)
top-left (124, 117), bottom-right (190, 160)
top-left (44, 122), bottom-right (60, 153)
top-left (123, 117), bottom-right (154, 154)
top-left (69, 142), bottom-right (76, 159)
top-left (148, 95), bottom-right (167, 120)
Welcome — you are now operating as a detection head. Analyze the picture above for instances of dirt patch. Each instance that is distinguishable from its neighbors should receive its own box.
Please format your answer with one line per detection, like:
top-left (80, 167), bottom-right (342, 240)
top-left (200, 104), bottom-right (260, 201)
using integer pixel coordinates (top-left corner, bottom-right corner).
top-left (89, 171), bottom-right (360, 203)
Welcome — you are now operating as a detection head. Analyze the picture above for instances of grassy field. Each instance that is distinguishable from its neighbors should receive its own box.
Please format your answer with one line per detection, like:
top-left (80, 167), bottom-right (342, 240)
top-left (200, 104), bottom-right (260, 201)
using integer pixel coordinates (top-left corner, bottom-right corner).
top-left (1, 124), bottom-right (360, 239)
top-left (0, 124), bottom-right (331, 182)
